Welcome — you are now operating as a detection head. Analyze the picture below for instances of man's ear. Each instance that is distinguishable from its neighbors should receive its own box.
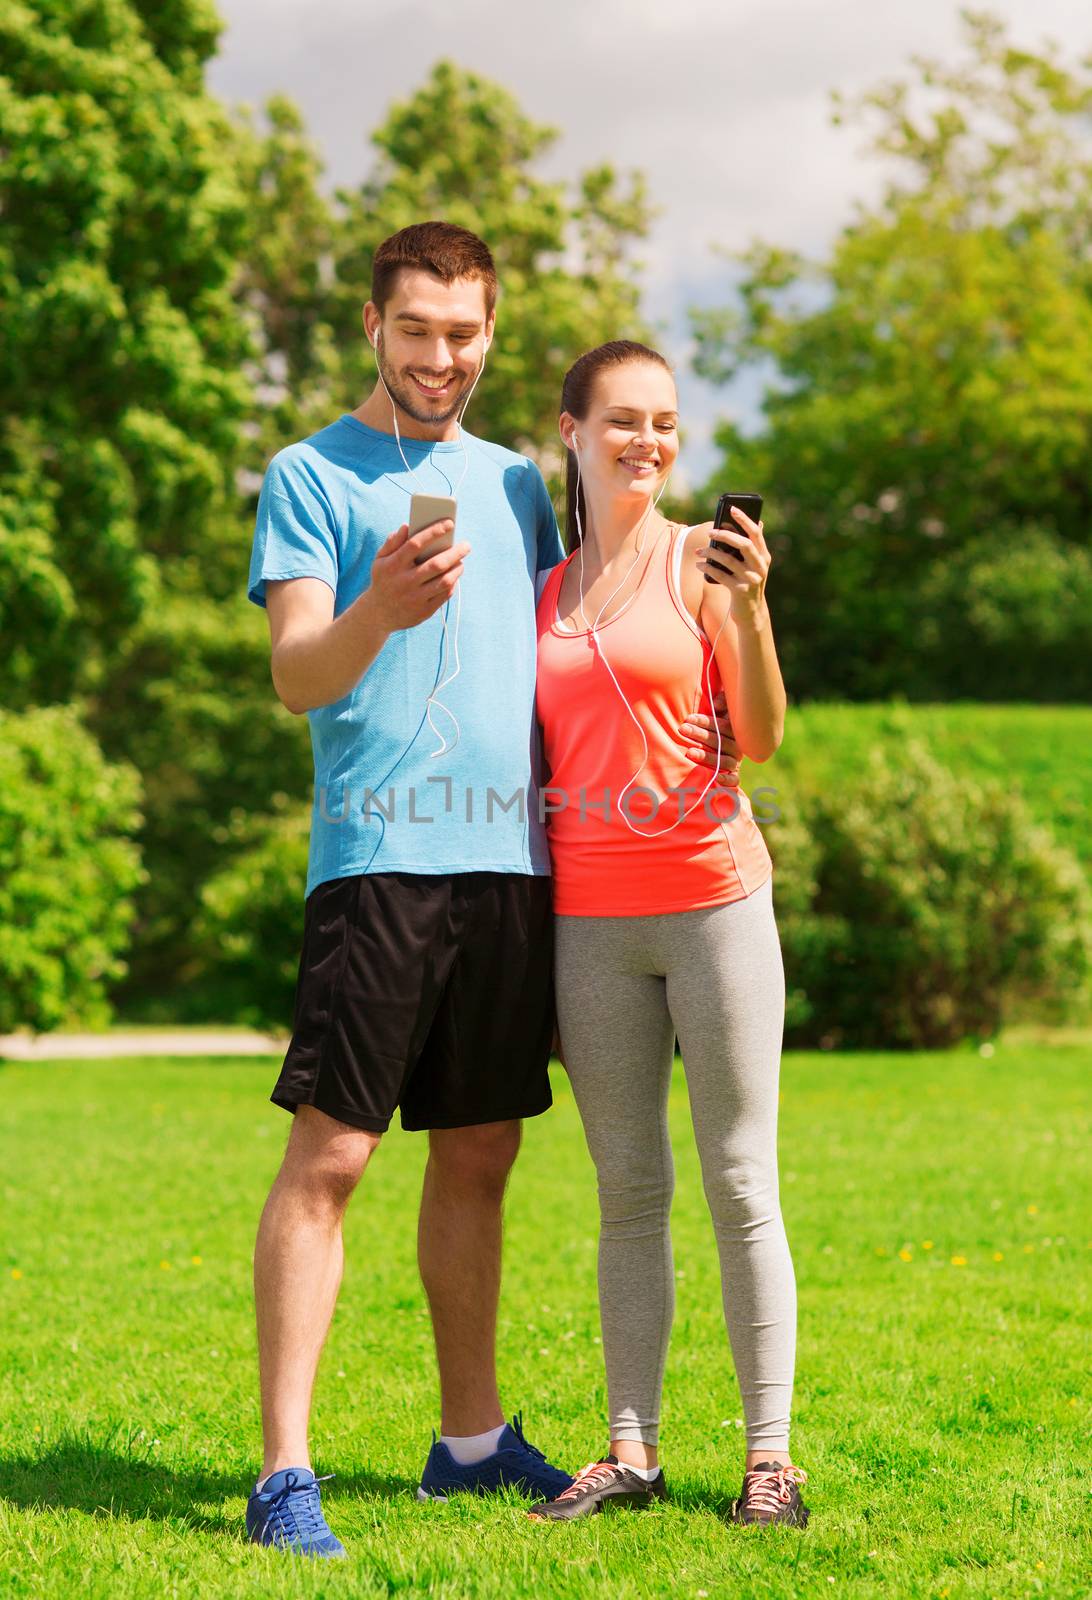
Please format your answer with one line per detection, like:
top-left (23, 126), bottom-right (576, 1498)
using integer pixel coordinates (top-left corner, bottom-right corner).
top-left (363, 302), bottom-right (381, 348)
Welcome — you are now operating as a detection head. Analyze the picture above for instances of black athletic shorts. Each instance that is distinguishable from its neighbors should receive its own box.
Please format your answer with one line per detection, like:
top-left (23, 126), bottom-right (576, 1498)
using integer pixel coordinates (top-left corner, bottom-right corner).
top-left (270, 870), bottom-right (555, 1133)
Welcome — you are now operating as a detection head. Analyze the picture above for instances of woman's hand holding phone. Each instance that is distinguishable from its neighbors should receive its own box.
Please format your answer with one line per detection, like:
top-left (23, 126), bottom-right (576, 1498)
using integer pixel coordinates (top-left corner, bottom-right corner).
top-left (696, 503), bottom-right (772, 622)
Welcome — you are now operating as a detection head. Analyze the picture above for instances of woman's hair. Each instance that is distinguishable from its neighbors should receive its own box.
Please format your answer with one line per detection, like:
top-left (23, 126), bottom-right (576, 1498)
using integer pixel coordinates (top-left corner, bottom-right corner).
top-left (560, 340), bottom-right (674, 550)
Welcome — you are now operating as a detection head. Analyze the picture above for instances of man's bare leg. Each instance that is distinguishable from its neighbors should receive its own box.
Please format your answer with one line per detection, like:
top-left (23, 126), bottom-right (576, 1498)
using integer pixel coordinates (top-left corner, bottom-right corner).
top-left (417, 1120), bottom-right (521, 1436)
top-left (254, 1105), bottom-right (381, 1478)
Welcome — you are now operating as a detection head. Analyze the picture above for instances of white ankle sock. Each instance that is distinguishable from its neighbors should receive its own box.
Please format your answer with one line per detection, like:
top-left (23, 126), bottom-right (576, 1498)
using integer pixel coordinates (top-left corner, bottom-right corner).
top-left (617, 1459), bottom-right (659, 1481)
top-left (440, 1424), bottom-right (506, 1464)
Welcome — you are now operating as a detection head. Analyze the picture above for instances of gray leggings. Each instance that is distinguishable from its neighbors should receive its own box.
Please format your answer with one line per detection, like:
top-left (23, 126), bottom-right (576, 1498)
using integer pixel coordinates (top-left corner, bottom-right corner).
top-left (553, 875), bottom-right (796, 1452)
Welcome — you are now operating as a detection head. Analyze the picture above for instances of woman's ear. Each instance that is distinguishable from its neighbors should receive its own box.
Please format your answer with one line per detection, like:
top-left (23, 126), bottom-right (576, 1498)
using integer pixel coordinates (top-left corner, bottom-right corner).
top-left (559, 412), bottom-right (578, 452)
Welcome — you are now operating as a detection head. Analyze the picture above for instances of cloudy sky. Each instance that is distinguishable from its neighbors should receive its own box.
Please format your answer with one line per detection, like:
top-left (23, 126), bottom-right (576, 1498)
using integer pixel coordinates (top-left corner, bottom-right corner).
top-left (208, 0), bottom-right (1089, 483)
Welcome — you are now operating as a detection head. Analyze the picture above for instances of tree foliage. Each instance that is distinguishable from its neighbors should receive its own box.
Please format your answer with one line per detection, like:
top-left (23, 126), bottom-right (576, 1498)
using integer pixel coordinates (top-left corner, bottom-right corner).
top-left (693, 9), bottom-right (1092, 700)
top-left (0, 0), bottom-right (255, 708)
top-left (306, 62), bottom-right (652, 470)
top-left (230, 64), bottom-right (653, 484)
top-left (0, 0), bottom-right (305, 1011)
top-left (0, 28), bottom-right (657, 1023)
top-left (0, 706), bottom-right (144, 1033)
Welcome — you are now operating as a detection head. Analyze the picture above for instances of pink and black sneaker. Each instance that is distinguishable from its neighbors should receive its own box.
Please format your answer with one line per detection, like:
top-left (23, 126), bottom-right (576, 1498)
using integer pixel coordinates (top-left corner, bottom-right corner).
top-left (528, 1454), bottom-right (667, 1521)
top-left (729, 1461), bottom-right (809, 1527)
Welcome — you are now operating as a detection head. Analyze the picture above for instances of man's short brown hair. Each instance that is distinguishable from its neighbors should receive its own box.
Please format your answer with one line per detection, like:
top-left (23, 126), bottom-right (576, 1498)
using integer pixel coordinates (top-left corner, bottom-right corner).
top-left (371, 222), bottom-right (498, 317)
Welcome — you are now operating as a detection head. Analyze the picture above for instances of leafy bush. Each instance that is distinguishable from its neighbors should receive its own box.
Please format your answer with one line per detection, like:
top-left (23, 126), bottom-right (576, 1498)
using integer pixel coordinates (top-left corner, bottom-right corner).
top-left (766, 736), bottom-right (1091, 1048)
top-left (94, 593), bottom-right (313, 1010)
top-left (751, 771), bottom-right (818, 1037)
top-left (0, 707), bottom-right (145, 1034)
top-left (188, 795), bottom-right (310, 1029)
top-left (919, 526), bottom-right (1092, 702)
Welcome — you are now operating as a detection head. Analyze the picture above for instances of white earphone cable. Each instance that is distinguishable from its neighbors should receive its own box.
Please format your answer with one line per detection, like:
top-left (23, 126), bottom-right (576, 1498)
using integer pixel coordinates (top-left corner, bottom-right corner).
top-left (572, 440), bottom-right (731, 840)
top-left (351, 328), bottom-right (488, 872)
top-left (371, 327), bottom-right (489, 759)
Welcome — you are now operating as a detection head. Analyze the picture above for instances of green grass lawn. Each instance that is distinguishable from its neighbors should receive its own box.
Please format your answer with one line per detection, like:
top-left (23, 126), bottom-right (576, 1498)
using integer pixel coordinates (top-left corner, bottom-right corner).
top-left (1, 1046), bottom-right (1088, 1598)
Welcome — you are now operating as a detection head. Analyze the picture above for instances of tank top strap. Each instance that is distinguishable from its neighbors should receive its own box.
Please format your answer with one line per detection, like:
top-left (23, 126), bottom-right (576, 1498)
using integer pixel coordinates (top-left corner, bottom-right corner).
top-left (663, 522), bottom-right (704, 642)
top-left (536, 556), bottom-right (569, 613)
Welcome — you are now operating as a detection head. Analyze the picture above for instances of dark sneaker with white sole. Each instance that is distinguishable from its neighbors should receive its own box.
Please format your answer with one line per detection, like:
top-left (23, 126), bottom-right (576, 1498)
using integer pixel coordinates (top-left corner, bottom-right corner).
top-left (729, 1461), bottom-right (809, 1527)
top-left (418, 1412), bottom-right (572, 1502)
top-left (528, 1453), bottom-right (667, 1521)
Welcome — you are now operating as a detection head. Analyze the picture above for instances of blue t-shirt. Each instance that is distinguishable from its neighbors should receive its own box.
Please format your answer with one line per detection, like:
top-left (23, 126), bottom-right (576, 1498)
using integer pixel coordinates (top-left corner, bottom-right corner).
top-left (248, 414), bottom-right (565, 897)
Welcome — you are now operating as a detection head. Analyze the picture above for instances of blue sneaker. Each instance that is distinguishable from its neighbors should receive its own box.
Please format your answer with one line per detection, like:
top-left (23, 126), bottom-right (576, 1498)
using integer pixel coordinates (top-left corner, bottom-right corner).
top-left (246, 1467), bottom-right (346, 1558)
top-left (417, 1412), bottom-right (573, 1502)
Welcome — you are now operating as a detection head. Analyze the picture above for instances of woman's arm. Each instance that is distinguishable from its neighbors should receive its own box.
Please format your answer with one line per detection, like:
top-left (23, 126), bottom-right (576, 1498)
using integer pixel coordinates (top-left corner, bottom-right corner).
top-left (687, 515), bottom-right (787, 763)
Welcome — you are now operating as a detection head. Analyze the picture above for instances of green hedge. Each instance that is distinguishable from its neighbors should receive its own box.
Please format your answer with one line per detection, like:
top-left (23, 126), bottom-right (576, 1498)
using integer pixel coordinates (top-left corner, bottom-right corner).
top-left (0, 707), bottom-right (145, 1033)
top-left (189, 794), bottom-right (310, 1028)
top-left (764, 701), bottom-right (1092, 874)
top-left (765, 736), bottom-right (1090, 1048)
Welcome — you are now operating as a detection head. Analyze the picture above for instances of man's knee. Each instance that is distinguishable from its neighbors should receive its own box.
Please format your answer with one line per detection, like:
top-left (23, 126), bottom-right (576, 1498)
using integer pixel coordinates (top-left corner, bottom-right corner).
top-left (280, 1104), bottom-right (382, 1210)
top-left (427, 1119), bottom-right (522, 1198)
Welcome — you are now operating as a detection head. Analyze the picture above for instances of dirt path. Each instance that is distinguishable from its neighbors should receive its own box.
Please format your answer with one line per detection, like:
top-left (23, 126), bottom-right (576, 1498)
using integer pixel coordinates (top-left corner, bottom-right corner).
top-left (0, 1029), bottom-right (288, 1061)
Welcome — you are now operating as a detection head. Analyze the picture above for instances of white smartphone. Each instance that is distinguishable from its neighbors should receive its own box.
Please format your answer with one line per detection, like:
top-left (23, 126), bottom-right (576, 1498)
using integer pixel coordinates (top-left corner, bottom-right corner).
top-left (408, 494), bottom-right (458, 565)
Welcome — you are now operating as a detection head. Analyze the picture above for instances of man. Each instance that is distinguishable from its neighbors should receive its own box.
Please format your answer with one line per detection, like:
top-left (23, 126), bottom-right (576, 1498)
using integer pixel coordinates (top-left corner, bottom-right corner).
top-left (244, 222), bottom-right (738, 1557)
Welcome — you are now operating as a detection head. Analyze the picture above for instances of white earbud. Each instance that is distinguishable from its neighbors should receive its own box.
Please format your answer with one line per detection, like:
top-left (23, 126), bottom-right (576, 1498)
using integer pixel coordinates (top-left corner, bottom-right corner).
top-left (371, 326), bottom-right (381, 350)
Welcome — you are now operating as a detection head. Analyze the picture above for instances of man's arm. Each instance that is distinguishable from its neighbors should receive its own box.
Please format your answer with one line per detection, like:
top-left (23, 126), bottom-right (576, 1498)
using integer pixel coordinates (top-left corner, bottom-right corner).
top-left (267, 519), bottom-right (470, 714)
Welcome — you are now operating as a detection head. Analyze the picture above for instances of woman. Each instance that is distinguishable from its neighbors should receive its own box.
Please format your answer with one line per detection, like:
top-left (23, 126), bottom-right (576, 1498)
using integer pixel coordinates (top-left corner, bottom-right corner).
top-left (529, 341), bottom-right (808, 1527)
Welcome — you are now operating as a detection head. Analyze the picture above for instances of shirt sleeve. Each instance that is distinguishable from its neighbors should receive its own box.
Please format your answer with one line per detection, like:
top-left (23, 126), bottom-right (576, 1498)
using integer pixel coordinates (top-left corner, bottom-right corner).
top-left (529, 461), bottom-right (565, 573)
top-left (247, 448), bottom-right (341, 609)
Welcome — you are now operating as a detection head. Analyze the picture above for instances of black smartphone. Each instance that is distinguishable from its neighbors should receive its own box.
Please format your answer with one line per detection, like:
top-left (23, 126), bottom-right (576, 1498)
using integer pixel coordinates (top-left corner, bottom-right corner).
top-left (704, 492), bottom-right (763, 584)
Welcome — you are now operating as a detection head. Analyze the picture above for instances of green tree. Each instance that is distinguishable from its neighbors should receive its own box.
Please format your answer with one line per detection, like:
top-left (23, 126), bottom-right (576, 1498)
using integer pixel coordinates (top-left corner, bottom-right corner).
top-left (0, 0), bottom-right (311, 1017)
top-left (693, 8), bottom-right (1092, 700)
top-left (1, 29), bottom-right (659, 1023)
top-left (232, 93), bottom-right (342, 468)
top-left (0, 0), bottom-right (255, 707)
top-left (328, 61), bottom-right (654, 472)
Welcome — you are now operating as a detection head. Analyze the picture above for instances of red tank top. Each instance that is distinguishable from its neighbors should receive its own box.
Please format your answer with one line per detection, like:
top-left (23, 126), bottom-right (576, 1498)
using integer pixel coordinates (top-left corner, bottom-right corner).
top-left (535, 524), bottom-right (774, 916)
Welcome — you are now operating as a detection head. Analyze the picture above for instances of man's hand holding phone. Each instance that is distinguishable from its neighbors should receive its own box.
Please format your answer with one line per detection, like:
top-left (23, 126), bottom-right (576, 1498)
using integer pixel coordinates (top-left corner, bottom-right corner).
top-left (367, 518), bottom-right (471, 631)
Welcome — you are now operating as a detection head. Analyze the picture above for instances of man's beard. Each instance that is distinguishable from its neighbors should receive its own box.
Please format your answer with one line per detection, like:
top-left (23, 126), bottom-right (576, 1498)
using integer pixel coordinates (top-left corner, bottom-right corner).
top-left (377, 352), bottom-right (471, 427)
